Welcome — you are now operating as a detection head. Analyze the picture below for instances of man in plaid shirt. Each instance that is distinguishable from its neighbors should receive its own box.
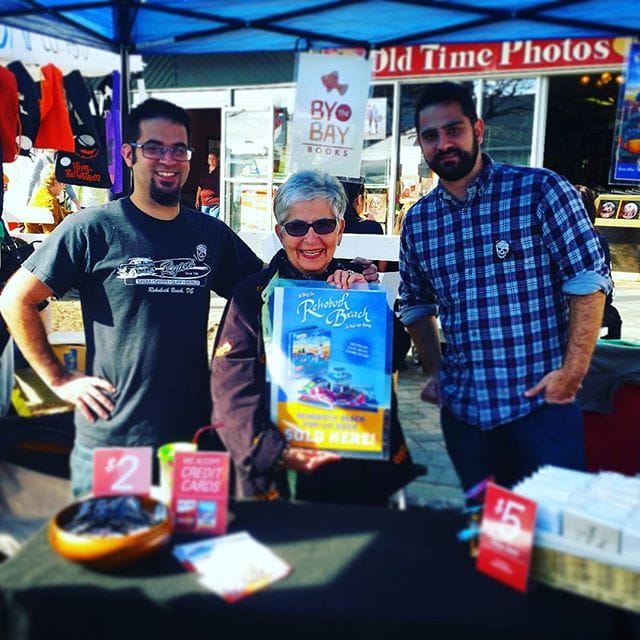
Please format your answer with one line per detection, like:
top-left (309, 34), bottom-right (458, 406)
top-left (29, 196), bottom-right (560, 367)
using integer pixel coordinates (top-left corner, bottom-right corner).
top-left (398, 82), bottom-right (611, 493)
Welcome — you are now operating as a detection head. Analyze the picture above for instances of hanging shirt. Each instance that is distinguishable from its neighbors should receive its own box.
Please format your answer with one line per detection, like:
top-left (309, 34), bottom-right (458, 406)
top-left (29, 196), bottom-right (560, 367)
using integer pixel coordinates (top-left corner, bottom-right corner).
top-left (35, 63), bottom-right (75, 152)
top-left (0, 67), bottom-right (19, 163)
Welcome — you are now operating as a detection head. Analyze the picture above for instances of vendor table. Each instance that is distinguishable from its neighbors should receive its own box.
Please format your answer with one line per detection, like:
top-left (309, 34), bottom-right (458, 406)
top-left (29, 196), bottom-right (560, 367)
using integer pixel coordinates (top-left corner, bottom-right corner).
top-left (0, 500), bottom-right (637, 640)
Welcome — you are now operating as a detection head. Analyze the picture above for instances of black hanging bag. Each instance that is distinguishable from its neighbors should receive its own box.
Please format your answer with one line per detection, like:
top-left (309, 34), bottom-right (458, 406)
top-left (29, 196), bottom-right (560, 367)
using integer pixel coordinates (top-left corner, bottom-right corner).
top-left (55, 70), bottom-right (112, 189)
top-left (6, 61), bottom-right (41, 157)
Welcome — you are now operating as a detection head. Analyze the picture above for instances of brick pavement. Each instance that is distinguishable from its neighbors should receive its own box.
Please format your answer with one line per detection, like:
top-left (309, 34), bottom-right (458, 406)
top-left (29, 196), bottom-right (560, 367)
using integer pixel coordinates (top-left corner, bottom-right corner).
top-left (395, 361), bottom-right (465, 511)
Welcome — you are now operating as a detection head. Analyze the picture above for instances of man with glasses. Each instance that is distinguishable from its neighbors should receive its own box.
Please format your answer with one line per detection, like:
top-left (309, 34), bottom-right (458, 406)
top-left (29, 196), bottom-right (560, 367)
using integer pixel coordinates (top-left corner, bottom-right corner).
top-left (0, 98), bottom-right (266, 496)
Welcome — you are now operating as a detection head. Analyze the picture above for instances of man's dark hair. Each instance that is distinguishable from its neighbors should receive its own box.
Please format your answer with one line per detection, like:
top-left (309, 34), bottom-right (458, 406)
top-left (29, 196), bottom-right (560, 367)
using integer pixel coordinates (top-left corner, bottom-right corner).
top-left (338, 177), bottom-right (365, 206)
top-left (414, 82), bottom-right (478, 135)
top-left (126, 98), bottom-right (192, 143)
top-left (574, 184), bottom-right (597, 225)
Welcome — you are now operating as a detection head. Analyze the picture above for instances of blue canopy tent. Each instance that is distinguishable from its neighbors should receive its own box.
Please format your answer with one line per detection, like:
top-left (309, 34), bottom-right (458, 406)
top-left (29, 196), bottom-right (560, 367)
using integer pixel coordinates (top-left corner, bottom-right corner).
top-left (0, 1), bottom-right (639, 54)
top-left (0, 0), bottom-right (638, 540)
top-left (1, 0), bottom-right (639, 107)
top-left (0, 0), bottom-right (639, 190)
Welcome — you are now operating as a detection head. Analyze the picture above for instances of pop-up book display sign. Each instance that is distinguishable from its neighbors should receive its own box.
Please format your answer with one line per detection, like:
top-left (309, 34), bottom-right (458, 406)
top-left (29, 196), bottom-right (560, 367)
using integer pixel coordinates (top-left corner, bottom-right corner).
top-left (170, 451), bottom-right (230, 535)
top-left (268, 280), bottom-right (392, 459)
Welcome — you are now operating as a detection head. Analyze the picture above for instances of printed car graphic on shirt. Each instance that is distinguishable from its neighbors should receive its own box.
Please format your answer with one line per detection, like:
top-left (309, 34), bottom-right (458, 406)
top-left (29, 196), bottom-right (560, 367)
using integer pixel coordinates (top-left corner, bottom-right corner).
top-left (116, 256), bottom-right (211, 283)
top-left (116, 257), bottom-right (156, 278)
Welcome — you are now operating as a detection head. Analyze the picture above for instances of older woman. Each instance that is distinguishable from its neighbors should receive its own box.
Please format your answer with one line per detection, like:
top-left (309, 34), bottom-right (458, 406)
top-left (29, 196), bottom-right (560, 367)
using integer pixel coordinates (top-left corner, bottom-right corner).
top-left (211, 170), bottom-right (417, 505)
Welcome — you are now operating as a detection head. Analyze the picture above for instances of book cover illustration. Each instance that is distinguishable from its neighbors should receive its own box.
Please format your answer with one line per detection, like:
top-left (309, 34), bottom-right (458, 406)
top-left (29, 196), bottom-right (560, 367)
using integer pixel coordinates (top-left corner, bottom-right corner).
top-left (288, 327), bottom-right (331, 379)
top-left (170, 451), bottom-right (230, 535)
top-left (173, 531), bottom-right (292, 603)
top-left (268, 280), bottom-right (392, 459)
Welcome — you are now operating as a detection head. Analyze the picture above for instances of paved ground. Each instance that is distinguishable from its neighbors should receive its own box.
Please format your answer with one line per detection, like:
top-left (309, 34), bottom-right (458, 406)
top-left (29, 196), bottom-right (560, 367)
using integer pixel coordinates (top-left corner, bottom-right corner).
top-left (395, 361), bottom-right (466, 510)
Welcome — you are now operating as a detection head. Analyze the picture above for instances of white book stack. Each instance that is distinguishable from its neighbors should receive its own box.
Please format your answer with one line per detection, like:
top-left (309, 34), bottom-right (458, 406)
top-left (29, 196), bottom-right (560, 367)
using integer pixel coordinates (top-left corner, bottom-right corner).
top-left (512, 466), bottom-right (590, 534)
top-left (516, 466), bottom-right (640, 611)
top-left (513, 465), bottom-right (640, 564)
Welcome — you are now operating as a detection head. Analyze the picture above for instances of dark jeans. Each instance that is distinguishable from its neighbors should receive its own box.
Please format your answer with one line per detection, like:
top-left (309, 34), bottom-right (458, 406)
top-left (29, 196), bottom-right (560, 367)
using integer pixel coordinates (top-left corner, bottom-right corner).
top-left (70, 442), bottom-right (94, 498)
top-left (441, 402), bottom-right (586, 493)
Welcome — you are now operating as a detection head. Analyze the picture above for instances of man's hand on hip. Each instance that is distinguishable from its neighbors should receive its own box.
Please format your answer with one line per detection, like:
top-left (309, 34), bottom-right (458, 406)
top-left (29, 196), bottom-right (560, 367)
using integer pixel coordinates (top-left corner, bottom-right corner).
top-left (524, 368), bottom-right (581, 404)
top-left (50, 372), bottom-right (116, 422)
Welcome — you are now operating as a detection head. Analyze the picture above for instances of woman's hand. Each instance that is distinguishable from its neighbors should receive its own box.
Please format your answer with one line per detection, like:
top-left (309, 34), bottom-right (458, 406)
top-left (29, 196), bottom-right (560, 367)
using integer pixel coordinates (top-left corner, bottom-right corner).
top-left (280, 447), bottom-right (341, 474)
top-left (326, 269), bottom-right (367, 290)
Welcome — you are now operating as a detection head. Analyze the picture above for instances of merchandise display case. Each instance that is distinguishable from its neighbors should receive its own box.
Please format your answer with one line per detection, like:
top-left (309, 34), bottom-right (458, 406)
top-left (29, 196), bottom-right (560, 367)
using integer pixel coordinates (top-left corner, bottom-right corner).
top-left (595, 193), bottom-right (640, 228)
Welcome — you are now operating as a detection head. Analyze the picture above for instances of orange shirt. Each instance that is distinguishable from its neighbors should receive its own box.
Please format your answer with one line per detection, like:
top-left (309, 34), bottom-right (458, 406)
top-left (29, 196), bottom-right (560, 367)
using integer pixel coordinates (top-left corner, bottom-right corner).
top-left (35, 64), bottom-right (75, 152)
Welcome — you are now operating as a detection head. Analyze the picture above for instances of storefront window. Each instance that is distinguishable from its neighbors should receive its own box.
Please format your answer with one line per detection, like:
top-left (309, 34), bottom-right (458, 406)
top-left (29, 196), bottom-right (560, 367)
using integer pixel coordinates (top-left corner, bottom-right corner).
top-left (360, 84), bottom-right (394, 230)
top-left (223, 107), bottom-right (273, 232)
top-left (396, 79), bottom-right (537, 230)
top-left (397, 81), bottom-right (476, 229)
top-left (544, 71), bottom-right (620, 188)
top-left (481, 78), bottom-right (535, 166)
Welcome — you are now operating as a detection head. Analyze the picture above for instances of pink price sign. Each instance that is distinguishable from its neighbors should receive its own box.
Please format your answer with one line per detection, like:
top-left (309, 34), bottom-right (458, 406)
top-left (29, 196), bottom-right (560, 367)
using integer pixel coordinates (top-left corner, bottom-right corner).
top-left (476, 482), bottom-right (537, 593)
top-left (92, 447), bottom-right (153, 497)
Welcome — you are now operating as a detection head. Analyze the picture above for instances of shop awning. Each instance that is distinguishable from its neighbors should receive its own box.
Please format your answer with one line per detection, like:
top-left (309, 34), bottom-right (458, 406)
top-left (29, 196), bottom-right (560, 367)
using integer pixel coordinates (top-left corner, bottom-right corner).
top-left (0, 1), bottom-right (639, 57)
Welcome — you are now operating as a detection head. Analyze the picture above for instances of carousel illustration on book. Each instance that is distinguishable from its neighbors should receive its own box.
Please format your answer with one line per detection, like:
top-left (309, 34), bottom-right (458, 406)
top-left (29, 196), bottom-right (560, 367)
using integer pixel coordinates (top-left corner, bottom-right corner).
top-left (288, 327), bottom-right (378, 410)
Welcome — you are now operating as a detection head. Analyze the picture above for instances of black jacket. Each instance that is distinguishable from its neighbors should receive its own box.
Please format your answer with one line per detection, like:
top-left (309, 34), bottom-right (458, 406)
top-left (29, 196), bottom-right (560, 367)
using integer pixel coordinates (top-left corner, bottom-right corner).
top-left (211, 250), bottom-right (417, 505)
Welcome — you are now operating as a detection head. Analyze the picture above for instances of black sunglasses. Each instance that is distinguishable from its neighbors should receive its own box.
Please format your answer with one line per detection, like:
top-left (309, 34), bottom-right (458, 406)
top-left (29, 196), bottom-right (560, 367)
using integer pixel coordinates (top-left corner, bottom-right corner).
top-left (282, 218), bottom-right (338, 237)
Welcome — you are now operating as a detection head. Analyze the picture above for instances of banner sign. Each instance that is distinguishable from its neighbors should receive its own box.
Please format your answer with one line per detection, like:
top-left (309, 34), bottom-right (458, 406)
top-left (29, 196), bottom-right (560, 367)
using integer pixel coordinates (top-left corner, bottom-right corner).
top-left (371, 37), bottom-right (629, 79)
top-left (610, 42), bottom-right (640, 184)
top-left (268, 280), bottom-right (392, 459)
top-left (0, 24), bottom-right (142, 76)
top-left (289, 52), bottom-right (372, 177)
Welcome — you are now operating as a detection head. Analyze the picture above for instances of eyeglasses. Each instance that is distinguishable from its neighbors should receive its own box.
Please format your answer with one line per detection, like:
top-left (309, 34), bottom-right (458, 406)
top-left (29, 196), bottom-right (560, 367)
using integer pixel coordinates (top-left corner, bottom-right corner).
top-left (129, 142), bottom-right (193, 162)
top-left (282, 218), bottom-right (338, 237)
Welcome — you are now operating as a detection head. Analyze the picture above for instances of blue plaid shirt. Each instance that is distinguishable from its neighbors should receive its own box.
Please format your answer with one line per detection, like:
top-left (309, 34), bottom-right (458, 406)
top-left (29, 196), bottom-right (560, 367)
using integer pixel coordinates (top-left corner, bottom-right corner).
top-left (398, 155), bottom-right (611, 430)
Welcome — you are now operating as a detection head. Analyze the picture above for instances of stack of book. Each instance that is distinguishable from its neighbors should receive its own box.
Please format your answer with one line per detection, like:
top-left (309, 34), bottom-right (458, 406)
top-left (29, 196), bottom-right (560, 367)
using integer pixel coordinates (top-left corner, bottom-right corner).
top-left (513, 465), bottom-right (640, 611)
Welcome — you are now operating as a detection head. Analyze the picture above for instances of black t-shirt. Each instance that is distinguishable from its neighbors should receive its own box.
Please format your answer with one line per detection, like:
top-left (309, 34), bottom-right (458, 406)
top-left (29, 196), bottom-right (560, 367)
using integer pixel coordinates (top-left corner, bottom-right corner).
top-left (24, 197), bottom-right (263, 448)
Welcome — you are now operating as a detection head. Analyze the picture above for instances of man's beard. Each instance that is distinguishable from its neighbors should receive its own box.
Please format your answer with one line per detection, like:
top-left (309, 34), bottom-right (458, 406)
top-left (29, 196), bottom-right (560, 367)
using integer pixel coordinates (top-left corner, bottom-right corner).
top-left (150, 182), bottom-right (181, 206)
top-left (428, 136), bottom-right (479, 181)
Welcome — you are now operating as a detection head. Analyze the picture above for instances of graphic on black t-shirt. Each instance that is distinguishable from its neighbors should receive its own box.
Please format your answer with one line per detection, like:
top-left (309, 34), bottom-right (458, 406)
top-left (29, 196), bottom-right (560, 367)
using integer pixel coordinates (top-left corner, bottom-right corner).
top-left (116, 243), bottom-right (211, 287)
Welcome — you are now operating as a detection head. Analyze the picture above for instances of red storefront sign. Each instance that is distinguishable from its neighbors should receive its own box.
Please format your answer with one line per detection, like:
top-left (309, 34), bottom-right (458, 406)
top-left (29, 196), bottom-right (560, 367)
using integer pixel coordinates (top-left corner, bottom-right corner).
top-left (371, 37), bottom-right (629, 79)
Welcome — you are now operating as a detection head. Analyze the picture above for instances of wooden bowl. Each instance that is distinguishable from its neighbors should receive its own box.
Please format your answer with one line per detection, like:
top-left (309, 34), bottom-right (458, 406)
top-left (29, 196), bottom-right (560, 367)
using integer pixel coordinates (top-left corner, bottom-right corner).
top-left (48, 495), bottom-right (173, 570)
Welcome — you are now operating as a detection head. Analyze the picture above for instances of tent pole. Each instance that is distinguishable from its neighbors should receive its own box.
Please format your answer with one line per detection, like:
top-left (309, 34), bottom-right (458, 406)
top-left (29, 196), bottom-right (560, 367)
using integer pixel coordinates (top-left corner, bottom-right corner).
top-left (120, 43), bottom-right (131, 197)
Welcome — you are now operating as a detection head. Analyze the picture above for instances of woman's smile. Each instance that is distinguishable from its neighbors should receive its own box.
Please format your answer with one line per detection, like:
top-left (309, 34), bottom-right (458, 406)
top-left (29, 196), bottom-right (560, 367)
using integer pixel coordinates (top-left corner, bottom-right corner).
top-left (277, 198), bottom-right (344, 275)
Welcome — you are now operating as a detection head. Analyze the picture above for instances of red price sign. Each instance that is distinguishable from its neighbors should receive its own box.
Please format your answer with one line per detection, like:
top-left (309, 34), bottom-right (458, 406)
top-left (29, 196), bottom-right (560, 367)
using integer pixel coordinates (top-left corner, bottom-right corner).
top-left (92, 447), bottom-right (152, 497)
top-left (476, 482), bottom-right (537, 592)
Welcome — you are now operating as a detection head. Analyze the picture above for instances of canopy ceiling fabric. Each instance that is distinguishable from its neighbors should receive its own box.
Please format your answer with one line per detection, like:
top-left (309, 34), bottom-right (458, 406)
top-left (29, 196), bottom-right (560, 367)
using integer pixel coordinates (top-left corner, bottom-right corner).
top-left (0, 1), bottom-right (639, 57)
